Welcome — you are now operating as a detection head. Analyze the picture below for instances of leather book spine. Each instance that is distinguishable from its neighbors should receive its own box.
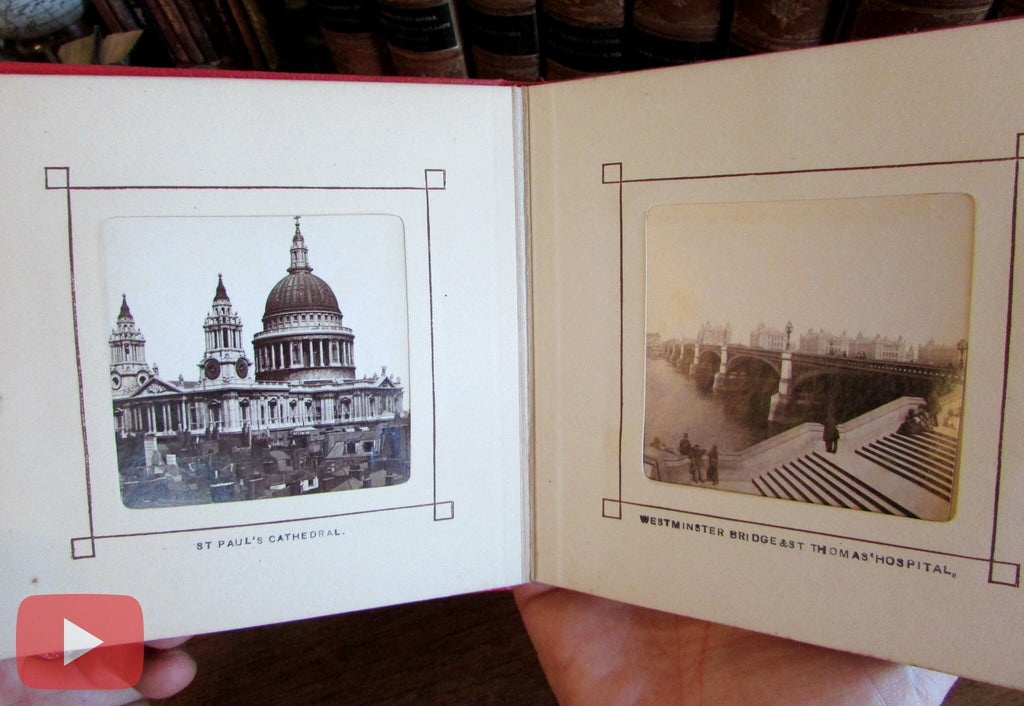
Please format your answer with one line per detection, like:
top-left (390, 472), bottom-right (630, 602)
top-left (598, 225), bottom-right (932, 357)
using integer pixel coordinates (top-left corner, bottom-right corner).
top-left (312, 0), bottom-right (394, 74)
top-left (191, 0), bottom-right (246, 66)
top-left (728, 0), bottom-right (843, 53)
top-left (988, 0), bottom-right (1024, 15)
top-left (841, 0), bottom-right (993, 39)
top-left (204, 0), bottom-right (254, 67)
top-left (539, 0), bottom-right (626, 79)
top-left (92, 0), bottom-right (130, 32)
top-left (461, 0), bottom-right (540, 81)
top-left (151, 0), bottom-right (206, 63)
top-left (107, 0), bottom-right (143, 30)
top-left (171, 0), bottom-right (221, 64)
top-left (631, 0), bottom-right (729, 67)
top-left (376, 0), bottom-right (469, 77)
top-left (117, 0), bottom-right (179, 64)
top-left (224, 0), bottom-right (269, 68)
top-left (236, 0), bottom-right (280, 68)
top-left (130, 0), bottom-right (193, 63)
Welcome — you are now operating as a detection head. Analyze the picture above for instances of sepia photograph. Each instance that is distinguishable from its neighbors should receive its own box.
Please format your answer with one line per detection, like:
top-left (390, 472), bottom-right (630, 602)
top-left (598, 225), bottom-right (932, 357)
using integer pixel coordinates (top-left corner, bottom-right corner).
top-left (644, 195), bottom-right (973, 521)
top-left (101, 214), bottom-right (411, 509)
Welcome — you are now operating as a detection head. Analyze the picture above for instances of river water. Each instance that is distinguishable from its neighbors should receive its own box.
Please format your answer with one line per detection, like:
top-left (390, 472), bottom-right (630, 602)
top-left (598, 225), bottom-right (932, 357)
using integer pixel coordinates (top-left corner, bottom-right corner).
top-left (644, 358), bottom-right (774, 455)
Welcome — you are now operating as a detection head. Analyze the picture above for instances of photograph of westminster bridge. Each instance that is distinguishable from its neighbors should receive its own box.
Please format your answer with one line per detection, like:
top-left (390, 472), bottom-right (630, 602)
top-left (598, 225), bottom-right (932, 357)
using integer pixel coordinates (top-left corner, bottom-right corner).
top-left (643, 195), bottom-right (971, 521)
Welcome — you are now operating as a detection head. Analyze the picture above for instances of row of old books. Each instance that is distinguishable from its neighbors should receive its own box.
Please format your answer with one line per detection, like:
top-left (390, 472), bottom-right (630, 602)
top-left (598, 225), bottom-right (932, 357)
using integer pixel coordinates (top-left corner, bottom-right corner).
top-left (533, 0), bottom-right (1020, 79)
top-left (327, 0), bottom-right (1019, 79)
top-left (5, 0), bottom-right (1021, 77)
top-left (80, 0), bottom-right (330, 72)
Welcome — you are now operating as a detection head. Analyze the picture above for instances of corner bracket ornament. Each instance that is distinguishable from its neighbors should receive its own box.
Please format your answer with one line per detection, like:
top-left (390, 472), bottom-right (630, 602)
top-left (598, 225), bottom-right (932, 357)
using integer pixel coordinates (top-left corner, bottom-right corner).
top-left (602, 162), bottom-right (623, 184)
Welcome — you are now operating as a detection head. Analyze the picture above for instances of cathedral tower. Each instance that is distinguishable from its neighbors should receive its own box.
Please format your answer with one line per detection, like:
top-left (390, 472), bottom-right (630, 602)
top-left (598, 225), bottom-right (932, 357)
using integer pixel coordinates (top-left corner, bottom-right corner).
top-left (199, 274), bottom-right (251, 384)
top-left (109, 295), bottom-right (154, 398)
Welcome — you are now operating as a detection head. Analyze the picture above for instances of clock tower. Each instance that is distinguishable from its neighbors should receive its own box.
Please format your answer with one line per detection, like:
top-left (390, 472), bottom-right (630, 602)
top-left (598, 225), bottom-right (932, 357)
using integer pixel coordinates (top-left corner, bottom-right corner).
top-left (198, 274), bottom-right (252, 385)
top-left (109, 295), bottom-right (154, 398)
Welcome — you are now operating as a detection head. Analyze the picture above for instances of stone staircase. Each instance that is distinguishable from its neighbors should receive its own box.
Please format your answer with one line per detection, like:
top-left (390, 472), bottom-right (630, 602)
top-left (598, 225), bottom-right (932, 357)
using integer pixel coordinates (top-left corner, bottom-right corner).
top-left (752, 428), bottom-right (957, 518)
top-left (854, 429), bottom-right (955, 502)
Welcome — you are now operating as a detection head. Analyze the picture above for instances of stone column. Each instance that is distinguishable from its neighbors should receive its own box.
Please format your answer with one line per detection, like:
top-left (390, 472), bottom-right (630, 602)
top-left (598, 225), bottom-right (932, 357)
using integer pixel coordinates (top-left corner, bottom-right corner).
top-left (688, 345), bottom-right (701, 376)
top-left (769, 351), bottom-right (794, 424)
top-left (712, 344), bottom-right (730, 395)
top-left (223, 393), bottom-right (239, 432)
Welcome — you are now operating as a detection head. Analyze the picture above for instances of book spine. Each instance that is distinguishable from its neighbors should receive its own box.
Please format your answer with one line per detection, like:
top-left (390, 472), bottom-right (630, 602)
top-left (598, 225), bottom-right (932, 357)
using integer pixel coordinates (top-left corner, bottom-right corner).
top-left (988, 0), bottom-right (1024, 15)
top-left (172, 0), bottom-right (222, 64)
top-left (630, 0), bottom-right (729, 67)
top-left (116, 0), bottom-right (178, 65)
top-left (127, 0), bottom-right (192, 63)
top-left (841, 0), bottom-right (993, 39)
top-left (224, 0), bottom-right (269, 68)
top-left (376, 0), bottom-right (469, 77)
top-left (319, 26), bottom-right (393, 74)
top-left (190, 0), bottom-right (243, 66)
top-left (261, 0), bottom-right (336, 73)
top-left (539, 0), bottom-right (626, 79)
top-left (151, 0), bottom-right (207, 63)
top-left (461, 0), bottom-right (540, 81)
top-left (239, 0), bottom-right (280, 69)
top-left (107, 0), bottom-right (144, 30)
top-left (202, 0), bottom-right (252, 66)
top-left (91, 0), bottom-right (130, 32)
top-left (728, 0), bottom-right (843, 53)
top-left (311, 0), bottom-right (392, 74)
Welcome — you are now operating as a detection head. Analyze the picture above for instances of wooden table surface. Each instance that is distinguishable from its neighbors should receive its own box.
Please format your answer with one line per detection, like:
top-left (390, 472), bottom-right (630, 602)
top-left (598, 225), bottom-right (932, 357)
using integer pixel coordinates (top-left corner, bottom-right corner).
top-left (155, 590), bottom-right (1023, 705)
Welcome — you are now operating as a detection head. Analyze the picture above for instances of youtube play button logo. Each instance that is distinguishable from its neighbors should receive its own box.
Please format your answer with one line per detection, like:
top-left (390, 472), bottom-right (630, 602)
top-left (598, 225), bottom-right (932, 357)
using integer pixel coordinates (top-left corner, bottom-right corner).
top-left (17, 595), bottom-right (144, 690)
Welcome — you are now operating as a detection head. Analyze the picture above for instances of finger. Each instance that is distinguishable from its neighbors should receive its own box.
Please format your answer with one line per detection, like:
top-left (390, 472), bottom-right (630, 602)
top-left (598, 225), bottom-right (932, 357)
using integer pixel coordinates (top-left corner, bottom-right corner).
top-left (511, 582), bottom-right (558, 607)
top-left (135, 648), bottom-right (197, 700)
top-left (145, 635), bottom-right (192, 650)
top-left (0, 657), bottom-right (142, 706)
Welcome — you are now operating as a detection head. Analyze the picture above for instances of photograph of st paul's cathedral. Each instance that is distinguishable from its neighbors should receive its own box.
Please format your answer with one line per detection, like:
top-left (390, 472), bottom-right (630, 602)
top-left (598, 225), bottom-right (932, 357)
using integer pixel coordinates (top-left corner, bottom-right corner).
top-left (109, 219), bottom-right (410, 509)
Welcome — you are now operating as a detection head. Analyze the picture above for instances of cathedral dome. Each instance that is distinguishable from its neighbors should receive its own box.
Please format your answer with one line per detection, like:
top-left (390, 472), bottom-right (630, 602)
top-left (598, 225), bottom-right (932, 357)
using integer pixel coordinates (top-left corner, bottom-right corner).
top-left (263, 270), bottom-right (340, 317)
top-left (253, 219), bottom-right (356, 384)
top-left (262, 219), bottom-right (341, 319)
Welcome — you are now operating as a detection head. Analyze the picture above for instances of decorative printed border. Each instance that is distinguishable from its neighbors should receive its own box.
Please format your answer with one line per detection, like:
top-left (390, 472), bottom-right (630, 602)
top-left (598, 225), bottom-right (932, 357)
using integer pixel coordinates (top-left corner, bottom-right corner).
top-left (600, 138), bottom-right (1023, 588)
top-left (45, 167), bottom-right (453, 559)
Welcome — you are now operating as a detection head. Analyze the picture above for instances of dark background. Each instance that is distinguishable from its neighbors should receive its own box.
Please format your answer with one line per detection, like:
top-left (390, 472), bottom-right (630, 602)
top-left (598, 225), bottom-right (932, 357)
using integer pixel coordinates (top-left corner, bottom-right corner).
top-left (154, 590), bottom-right (1023, 705)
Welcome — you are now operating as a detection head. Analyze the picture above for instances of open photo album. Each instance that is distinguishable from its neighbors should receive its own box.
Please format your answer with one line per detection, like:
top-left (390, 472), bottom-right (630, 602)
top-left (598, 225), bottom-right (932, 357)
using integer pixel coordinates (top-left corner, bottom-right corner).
top-left (2, 17), bottom-right (1024, 689)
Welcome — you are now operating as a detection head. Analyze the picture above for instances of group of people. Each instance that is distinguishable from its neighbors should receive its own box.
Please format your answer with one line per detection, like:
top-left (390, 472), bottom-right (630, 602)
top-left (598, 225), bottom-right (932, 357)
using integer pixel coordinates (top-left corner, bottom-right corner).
top-left (897, 405), bottom-right (938, 436)
top-left (677, 433), bottom-right (719, 486)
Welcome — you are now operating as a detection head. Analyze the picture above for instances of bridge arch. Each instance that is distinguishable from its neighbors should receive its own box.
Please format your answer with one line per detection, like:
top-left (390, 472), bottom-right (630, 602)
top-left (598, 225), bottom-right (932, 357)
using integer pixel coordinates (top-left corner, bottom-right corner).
top-left (723, 352), bottom-right (782, 379)
top-left (716, 355), bottom-right (781, 427)
top-left (692, 350), bottom-right (721, 394)
top-left (787, 366), bottom-right (944, 426)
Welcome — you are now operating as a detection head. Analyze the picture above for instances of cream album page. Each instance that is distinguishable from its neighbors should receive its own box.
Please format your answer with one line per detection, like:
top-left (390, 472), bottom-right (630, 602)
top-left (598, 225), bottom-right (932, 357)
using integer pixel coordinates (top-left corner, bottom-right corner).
top-left (0, 72), bottom-right (528, 654)
top-left (529, 19), bottom-right (1024, 688)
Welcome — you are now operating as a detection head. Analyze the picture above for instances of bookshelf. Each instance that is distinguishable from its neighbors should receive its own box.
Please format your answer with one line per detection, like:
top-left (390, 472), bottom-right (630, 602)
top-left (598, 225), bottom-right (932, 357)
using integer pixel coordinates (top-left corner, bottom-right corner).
top-left (1, 0), bottom-right (1020, 79)
top-left (6, 8), bottom-right (1024, 700)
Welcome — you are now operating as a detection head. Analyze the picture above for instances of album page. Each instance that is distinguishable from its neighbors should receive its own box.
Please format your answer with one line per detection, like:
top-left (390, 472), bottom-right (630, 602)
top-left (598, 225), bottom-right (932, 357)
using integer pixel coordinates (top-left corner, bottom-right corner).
top-left (0, 71), bottom-right (529, 654)
top-left (528, 19), bottom-right (1024, 688)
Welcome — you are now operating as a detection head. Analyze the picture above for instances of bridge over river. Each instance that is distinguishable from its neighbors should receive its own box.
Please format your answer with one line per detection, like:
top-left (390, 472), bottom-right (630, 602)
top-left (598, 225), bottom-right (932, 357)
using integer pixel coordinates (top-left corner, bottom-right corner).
top-left (658, 340), bottom-right (960, 428)
top-left (644, 353), bottom-right (963, 521)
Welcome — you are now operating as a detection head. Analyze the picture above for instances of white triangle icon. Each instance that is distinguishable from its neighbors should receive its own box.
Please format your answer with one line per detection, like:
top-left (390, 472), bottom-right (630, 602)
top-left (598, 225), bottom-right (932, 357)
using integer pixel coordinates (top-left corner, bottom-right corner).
top-left (63, 618), bottom-right (104, 666)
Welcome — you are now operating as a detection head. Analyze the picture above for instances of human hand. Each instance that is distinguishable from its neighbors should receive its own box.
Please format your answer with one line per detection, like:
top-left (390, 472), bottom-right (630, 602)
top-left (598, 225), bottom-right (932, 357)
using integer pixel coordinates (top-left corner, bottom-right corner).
top-left (514, 583), bottom-right (955, 705)
top-left (0, 635), bottom-right (196, 705)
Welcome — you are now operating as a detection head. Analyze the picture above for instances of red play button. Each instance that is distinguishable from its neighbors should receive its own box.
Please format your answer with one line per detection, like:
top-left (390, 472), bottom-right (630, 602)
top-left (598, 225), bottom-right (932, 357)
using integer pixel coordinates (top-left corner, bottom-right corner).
top-left (16, 595), bottom-right (144, 690)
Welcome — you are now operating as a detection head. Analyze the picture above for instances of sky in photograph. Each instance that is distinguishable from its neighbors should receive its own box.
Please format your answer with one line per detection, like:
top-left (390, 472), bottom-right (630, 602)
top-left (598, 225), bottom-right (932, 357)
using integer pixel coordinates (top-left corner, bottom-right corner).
top-left (645, 194), bottom-right (974, 350)
top-left (101, 214), bottom-right (410, 393)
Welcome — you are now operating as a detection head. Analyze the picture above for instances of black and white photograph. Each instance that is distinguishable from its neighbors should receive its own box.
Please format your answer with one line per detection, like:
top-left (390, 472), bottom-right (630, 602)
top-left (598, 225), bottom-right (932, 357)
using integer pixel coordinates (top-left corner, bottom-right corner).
top-left (102, 214), bottom-right (412, 509)
top-left (643, 195), bottom-right (972, 521)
